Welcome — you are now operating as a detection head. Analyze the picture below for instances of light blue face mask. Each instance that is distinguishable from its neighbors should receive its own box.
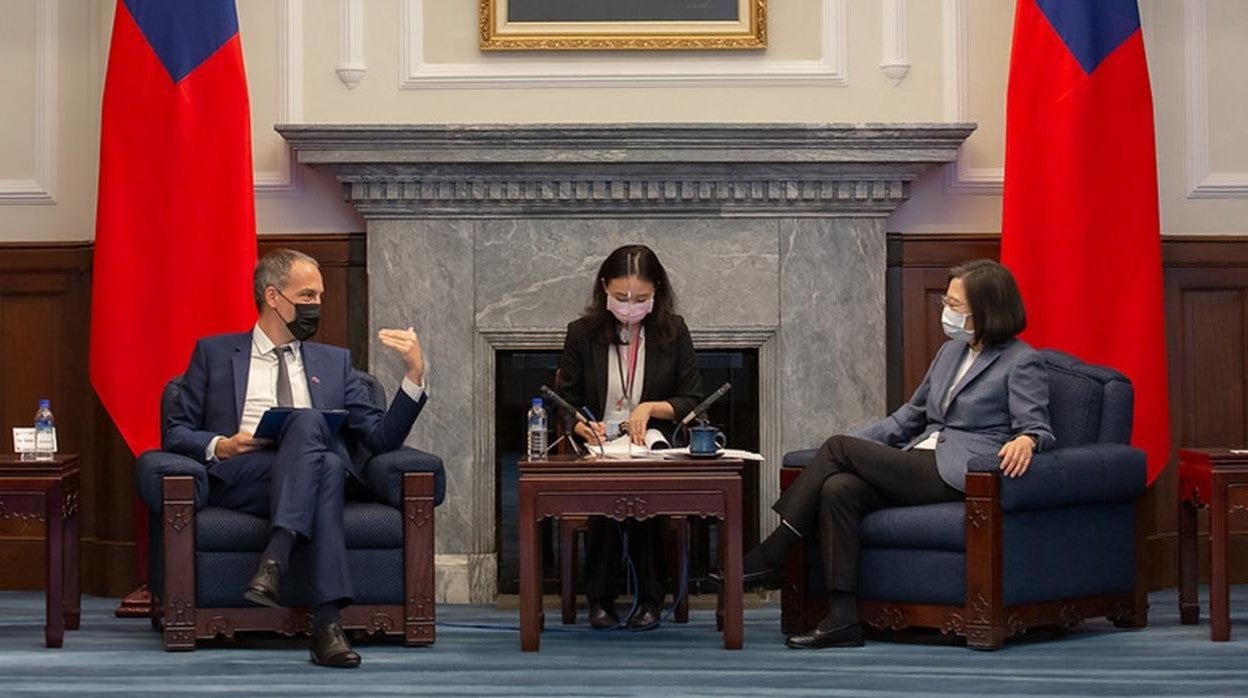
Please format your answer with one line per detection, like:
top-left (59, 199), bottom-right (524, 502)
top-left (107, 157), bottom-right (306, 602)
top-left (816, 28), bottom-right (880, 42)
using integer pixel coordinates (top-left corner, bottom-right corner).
top-left (941, 305), bottom-right (974, 343)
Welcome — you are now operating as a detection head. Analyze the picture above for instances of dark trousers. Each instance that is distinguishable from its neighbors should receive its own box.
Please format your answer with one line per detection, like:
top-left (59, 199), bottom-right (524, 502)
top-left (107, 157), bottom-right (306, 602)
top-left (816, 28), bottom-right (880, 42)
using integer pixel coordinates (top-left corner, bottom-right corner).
top-left (584, 517), bottom-right (667, 606)
top-left (773, 435), bottom-right (962, 593)
top-left (207, 410), bottom-right (352, 606)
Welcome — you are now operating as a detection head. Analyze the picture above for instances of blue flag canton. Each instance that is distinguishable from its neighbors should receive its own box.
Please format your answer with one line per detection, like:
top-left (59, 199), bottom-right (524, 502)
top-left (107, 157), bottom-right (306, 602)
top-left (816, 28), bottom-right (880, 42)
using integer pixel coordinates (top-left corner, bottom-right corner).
top-left (123, 0), bottom-right (239, 83)
top-left (1035, 0), bottom-right (1141, 75)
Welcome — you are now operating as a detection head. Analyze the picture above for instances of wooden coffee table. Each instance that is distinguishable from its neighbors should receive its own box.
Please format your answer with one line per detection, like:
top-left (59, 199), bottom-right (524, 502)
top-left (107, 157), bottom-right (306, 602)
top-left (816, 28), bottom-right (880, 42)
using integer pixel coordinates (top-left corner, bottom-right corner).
top-left (518, 455), bottom-right (745, 651)
top-left (1177, 448), bottom-right (1248, 641)
top-left (0, 454), bottom-right (81, 647)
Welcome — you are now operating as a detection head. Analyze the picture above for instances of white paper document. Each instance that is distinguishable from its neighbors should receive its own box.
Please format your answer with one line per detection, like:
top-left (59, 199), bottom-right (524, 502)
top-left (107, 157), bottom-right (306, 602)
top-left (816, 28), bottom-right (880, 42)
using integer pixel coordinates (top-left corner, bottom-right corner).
top-left (588, 430), bottom-right (765, 461)
top-left (594, 429), bottom-right (671, 458)
top-left (659, 447), bottom-right (766, 462)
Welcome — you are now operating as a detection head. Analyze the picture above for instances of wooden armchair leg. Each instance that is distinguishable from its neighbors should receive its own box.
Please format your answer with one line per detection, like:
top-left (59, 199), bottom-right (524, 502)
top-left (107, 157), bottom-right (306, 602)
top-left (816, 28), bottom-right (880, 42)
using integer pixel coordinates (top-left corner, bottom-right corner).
top-left (779, 467), bottom-right (822, 636)
top-left (559, 517), bottom-right (586, 625)
top-left (963, 472), bottom-right (1005, 651)
top-left (1115, 495), bottom-right (1151, 629)
top-left (161, 476), bottom-right (197, 651)
top-left (403, 472), bottom-right (436, 646)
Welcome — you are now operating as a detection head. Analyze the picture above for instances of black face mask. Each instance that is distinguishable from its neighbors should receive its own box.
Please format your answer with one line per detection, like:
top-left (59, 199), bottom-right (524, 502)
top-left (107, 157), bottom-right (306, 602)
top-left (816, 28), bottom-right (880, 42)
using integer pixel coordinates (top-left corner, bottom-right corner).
top-left (276, 290), bottom-right (321, 341)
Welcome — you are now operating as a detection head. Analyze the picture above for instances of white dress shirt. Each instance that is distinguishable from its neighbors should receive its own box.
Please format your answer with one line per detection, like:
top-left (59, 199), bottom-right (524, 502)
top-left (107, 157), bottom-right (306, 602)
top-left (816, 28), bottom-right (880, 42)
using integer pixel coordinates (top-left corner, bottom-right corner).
top-left (206, 324), bottom-right (426, 461)
top-left (912, 346), bottom-right (979, 451)
top-left (602, 327), bottom-right (646, 440)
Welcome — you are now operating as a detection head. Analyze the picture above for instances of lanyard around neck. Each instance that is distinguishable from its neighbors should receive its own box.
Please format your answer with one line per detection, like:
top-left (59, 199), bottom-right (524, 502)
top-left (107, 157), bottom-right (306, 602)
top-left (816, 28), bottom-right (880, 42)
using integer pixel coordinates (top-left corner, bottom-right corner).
top-left (615, 326), bottom-right (642, 405)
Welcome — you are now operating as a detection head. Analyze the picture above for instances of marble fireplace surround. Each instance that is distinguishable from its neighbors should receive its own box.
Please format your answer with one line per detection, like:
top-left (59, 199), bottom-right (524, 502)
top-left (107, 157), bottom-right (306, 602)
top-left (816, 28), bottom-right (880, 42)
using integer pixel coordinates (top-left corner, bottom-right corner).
top-left (277, 123), bottom-right (974, 603)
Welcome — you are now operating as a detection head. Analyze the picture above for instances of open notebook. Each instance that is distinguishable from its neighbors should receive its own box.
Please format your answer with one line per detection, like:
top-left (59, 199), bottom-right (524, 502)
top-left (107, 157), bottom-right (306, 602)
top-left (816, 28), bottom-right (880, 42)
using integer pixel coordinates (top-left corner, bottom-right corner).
top-left (588, 430), bottom-right (766, 461)
top-left (593, 429), bottom-right (671, 458)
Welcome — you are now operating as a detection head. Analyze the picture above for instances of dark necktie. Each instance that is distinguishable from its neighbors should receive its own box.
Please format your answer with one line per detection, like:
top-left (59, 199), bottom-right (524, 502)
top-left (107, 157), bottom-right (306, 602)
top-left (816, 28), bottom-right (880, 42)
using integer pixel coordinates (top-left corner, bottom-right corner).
top-left (275, 345), bottom-right (294, 408)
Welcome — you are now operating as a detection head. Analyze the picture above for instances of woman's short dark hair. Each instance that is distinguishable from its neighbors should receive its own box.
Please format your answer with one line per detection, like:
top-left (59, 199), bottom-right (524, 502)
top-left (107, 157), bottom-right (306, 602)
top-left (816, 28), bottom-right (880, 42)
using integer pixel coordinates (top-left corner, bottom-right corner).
top-left (949, 259), bottom-right (1026, 347)
top-left (583, 244), bottom-right (679, 345)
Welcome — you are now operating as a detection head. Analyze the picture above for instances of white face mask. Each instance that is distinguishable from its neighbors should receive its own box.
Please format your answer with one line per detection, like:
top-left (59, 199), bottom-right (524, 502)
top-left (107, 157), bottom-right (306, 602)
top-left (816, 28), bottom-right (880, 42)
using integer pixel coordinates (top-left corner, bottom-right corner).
top-left (941, 305), bottom-right (974, 343)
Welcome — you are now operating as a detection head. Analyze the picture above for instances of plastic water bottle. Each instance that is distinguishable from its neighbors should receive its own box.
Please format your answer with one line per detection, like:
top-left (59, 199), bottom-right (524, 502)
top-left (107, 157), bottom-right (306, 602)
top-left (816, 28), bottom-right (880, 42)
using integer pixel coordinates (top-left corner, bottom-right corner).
top-left (34, 398), bottom-right (56, 461)
top-left (526, 398), bottom-right (548, 459)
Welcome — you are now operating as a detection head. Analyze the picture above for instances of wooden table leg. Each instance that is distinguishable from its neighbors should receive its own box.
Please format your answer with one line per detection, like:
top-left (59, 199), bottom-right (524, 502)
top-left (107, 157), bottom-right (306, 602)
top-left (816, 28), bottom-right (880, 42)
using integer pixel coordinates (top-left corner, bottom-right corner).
top-left (1178, 495), bottom-right (1200, 625)
top-left (722, 479), bottom-right (743, 650)
top-left (560, 517), bottom-right (584, 625)
top-left (673, 516), bottom-right (689, 624)
top-left (519, 481), bottom-right (541, 651)
top-left (716, 520), bottom-right (725, 632)
top-left (44, 483), bottom-right (65, 648)
top-left (65, 502), bottom-right (80, 631)
top-left (1210, 474), bottom-right (1230, 641)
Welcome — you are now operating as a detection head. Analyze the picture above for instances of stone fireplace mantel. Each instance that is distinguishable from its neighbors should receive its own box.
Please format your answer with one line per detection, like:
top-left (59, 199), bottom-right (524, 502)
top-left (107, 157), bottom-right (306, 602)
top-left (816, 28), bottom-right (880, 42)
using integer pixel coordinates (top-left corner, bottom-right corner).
top-left (277, 123), bottom-right (974, 603)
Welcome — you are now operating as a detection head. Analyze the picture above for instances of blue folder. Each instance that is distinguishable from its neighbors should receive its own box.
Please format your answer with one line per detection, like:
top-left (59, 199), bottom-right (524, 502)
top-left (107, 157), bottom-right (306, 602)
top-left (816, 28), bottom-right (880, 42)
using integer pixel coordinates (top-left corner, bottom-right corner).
top-left (253, 408), bottom-right (349, 441)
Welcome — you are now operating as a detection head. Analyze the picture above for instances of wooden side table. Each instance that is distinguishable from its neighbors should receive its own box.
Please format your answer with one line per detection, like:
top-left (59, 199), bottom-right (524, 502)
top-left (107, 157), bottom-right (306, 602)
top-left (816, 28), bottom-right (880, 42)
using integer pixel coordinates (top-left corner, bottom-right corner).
top-left (1177, 448), bottom-right (1248, 641)
top-left (518, 455), bottom-right (745, 651)
top-left (0, 454), bottom-right (81, 647)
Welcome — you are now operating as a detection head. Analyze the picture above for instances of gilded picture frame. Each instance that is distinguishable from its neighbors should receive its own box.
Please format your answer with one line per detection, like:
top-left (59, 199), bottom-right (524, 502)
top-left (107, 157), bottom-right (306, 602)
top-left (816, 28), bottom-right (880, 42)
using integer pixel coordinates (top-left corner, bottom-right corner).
top-left (479, 0), bottom-right (767, 51)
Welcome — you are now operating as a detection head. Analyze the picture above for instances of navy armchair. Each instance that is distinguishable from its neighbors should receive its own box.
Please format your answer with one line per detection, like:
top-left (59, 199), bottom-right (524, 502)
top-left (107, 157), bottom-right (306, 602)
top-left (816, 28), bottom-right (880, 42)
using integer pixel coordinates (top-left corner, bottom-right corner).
top-left (136, 371), bottom-right (445, 651)
top-left (780, 349), bottom-right (1148, 649)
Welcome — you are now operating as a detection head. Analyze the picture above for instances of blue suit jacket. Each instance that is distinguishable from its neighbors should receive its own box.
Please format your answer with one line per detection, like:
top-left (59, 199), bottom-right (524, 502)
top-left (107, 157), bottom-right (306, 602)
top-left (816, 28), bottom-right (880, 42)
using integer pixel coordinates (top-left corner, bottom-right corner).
top-left (162, 332), bottom-right (427, 480)
top-left (853, 337), bottom-right (1055, 491)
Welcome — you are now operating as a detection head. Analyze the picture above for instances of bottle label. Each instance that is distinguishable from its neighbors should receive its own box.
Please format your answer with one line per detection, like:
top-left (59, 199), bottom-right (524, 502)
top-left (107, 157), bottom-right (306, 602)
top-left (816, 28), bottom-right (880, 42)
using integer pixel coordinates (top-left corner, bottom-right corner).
top-left (35, 427), bottom-right (57, 453)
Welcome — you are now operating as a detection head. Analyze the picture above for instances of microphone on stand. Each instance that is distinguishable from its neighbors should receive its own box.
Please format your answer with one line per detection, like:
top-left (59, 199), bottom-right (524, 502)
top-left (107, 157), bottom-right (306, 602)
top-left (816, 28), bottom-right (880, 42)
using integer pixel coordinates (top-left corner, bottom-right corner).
top-left (539, 385), bottom-right (600, 457)
top-left (539, 385), bottom-right (590, 424)
top-left (679, 382), bottom-right (732, 427)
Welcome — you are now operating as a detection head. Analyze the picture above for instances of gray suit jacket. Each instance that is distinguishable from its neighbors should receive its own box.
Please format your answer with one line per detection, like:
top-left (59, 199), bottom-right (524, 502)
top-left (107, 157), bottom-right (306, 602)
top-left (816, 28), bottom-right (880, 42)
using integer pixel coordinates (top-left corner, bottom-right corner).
top-left (852, 338), bottom-right (1056, 492)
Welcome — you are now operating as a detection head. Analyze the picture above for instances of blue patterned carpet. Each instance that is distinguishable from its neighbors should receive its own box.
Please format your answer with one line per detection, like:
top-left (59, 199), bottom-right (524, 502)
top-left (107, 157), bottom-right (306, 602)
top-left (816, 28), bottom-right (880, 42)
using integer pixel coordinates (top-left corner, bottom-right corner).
top-left (1, 589), bottom-right (1245, 697)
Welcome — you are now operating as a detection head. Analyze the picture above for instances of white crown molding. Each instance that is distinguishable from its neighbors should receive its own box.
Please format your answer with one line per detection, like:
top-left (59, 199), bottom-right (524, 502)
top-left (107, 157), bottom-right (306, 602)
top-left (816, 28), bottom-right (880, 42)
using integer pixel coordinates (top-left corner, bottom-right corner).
top-left (0, 0), bottom-right (58, 205)
top-left (1184, 0), bottom-right (1248, 198)
top-left (336, 0), bottom-right (366, 89)
top-left (398, 0), bottom-right (847, 90)
top-left (880, 0), bottom-right (910, 86)
top-left (254, 0), bottom-right (304, 197)
top-left (941, 0), bottom-right (1002, 195)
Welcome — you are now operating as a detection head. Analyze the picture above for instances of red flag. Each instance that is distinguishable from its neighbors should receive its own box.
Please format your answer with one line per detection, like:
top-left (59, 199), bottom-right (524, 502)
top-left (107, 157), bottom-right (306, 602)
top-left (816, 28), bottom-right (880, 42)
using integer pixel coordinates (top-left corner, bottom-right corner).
top-left (91, 0), bottom-right (257, 458)
top-left (1001, 0), bottom-right (1169, 482)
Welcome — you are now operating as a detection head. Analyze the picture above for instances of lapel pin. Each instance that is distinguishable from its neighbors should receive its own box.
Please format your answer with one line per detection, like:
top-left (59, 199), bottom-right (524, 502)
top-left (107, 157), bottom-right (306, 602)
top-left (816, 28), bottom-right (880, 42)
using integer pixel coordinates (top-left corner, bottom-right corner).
top-left (311, 376), bottom-right (321, 384)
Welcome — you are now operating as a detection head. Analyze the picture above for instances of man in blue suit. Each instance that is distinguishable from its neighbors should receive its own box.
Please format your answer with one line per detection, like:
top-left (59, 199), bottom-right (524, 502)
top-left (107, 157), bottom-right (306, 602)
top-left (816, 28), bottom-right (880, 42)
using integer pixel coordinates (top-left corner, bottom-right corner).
top-left (163, 248), bottom-right (428, 668)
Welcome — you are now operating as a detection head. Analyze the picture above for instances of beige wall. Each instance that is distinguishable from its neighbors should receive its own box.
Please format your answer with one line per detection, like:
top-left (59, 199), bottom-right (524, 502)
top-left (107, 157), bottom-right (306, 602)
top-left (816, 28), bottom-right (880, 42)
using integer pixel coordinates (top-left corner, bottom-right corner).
top-left (2, 0), bottom-right (1246, 242)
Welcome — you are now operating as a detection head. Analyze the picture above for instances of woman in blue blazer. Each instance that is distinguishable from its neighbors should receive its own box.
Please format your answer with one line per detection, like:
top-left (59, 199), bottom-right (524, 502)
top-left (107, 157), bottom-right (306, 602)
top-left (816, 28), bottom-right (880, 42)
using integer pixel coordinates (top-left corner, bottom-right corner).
top-left (734, 259), bottom-right (1055, 649)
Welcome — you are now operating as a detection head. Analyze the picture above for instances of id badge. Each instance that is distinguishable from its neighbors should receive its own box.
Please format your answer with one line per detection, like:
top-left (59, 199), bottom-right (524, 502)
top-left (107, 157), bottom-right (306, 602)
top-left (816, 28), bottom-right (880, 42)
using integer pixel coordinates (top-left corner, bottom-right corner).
top-left (603, 407), bottom-right (629, 440)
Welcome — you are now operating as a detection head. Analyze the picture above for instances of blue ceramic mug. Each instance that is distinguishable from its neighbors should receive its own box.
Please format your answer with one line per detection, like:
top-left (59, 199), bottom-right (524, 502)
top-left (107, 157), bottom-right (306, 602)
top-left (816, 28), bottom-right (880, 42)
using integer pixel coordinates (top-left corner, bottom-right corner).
top-left (688, 425), bottom-right (726, 455)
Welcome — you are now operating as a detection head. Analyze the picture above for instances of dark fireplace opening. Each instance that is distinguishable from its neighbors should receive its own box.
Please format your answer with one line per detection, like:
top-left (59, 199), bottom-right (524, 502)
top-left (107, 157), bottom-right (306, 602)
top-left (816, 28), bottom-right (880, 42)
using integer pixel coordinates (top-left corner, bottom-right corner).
top-left (495, 348), bottom-right (760, 596)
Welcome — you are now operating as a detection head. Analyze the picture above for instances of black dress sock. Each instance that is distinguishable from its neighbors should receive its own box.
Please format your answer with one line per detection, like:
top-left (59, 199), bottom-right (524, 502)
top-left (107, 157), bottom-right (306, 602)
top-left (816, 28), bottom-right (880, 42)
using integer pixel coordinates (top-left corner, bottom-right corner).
top-left (743, 523), bottom-right (800, 574)
top-left (262, 527), bottom-right (297, 571)
top-left (313, 603), bottom-right (342, 633)
top-left (818, 591), bottom-right (859, 630)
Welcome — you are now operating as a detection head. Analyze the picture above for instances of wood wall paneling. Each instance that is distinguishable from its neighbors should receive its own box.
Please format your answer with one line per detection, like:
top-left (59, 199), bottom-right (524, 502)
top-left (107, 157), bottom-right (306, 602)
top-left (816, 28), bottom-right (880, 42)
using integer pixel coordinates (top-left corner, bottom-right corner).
top-left (0, 244), bottom-right (99, 589)
top-left (0, 235), bottom-right (365, 596)
top-left (1153, 248), bottom-right (1248, 588)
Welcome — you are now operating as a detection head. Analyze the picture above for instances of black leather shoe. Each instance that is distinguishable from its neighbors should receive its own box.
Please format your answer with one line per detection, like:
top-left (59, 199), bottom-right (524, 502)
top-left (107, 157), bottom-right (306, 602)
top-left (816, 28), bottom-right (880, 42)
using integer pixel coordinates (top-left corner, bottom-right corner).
top-left (627, 603), bottom-right (661, 632)
top-left (310, 622), bottom-right (361, 668)
top-left (242, 558), bottom-right (282, 608)
top-left (785, 623), bottom-right (864, 649)
top-left (707, 567), bottom-right (783, 591)
top-left (588, 601), bottom-right (620, 630)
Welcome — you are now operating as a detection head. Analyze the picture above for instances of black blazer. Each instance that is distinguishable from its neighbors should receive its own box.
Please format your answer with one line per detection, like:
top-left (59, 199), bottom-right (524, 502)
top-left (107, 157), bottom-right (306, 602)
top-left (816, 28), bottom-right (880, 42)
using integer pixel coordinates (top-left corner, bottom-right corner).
top-left (556, 314), bottom-right (704, 438)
